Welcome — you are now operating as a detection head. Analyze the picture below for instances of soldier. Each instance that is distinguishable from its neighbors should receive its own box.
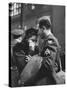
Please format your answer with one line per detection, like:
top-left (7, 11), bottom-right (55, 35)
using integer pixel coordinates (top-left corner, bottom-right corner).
top-left (11, 29), bottom-right (25, 68)
top-left (36, 16), bottom-right (65, 84)
top-left (10, 29), bottom-right (25, 87)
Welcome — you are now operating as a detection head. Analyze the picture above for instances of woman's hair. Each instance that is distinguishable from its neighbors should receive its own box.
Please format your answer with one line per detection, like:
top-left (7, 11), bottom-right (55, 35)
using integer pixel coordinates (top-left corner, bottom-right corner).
top-left (24, 28), bottom-right (38, 40)
top-left (13, 28), bottom-right (39, 56)
top-left (39, 19), bottom-right (51, 30)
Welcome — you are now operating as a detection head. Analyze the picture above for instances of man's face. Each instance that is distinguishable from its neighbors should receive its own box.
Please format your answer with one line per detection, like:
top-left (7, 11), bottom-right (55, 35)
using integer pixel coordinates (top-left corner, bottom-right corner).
top-left (28, 36), bottom-right (38, 51)
top-left (38, 24), bottom-right (47, 36)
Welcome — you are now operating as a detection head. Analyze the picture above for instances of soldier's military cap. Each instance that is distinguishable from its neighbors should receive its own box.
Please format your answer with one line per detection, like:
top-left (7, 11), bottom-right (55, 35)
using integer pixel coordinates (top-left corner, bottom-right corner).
top-left (37, 16), bottom-right (51, 25)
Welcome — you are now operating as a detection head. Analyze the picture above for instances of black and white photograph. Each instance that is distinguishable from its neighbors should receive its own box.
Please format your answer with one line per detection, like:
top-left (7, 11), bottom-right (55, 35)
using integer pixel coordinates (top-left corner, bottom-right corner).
top-left (9, 2), bottom-right (65, 87)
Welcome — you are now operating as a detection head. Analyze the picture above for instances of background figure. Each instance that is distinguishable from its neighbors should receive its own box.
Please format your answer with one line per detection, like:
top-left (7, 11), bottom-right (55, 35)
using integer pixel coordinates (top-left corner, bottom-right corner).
top-left (10, 29), bottom-right (25, 87)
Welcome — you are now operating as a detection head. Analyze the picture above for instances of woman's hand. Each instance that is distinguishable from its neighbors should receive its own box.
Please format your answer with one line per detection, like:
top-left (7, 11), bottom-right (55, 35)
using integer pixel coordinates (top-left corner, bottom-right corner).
top-left (25, 55), bottom-right (32, 62)
top-left (32, 55), bottom-right (43, 63)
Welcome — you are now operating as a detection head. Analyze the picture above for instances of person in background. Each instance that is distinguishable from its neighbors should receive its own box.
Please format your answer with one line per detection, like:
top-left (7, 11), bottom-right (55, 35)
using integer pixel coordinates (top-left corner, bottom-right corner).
top-left (10, 29), bottom-right (25, 87)
top-left (11, 29), bottom-right (25, 66)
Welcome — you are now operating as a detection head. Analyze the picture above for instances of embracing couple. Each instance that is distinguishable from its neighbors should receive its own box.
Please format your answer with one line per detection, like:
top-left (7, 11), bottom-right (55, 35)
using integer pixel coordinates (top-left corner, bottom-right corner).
top-left (13, 16), bottom-right (64, 86)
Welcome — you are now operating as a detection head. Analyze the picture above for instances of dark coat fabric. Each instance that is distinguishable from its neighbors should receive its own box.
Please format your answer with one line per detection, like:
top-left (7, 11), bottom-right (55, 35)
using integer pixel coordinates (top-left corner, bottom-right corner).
top-left (38, 33), bottom-right (61, 73)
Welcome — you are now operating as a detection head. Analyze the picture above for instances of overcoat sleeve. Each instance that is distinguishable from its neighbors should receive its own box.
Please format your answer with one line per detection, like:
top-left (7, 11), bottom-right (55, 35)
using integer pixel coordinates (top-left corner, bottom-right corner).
top-left (42, 38), bottom-right (60, 72)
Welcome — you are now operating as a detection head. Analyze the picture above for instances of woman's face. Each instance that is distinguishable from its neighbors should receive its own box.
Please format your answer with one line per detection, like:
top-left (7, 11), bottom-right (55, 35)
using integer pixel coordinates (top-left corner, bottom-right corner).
top-left (28, 36), bottom-right (38, 51)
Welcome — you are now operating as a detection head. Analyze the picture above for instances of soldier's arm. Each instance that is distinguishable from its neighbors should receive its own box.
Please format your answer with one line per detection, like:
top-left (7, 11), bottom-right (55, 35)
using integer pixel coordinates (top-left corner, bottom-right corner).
top-left (42, 39), bottom-right (58, 72)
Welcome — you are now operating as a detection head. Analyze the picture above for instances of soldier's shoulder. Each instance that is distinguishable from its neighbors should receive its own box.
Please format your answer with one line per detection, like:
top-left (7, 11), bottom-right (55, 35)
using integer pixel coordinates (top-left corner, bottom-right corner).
top-left (48, 34), bottom-right (61, 49)
top-left (48, 34), bottom-right (59, 44)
